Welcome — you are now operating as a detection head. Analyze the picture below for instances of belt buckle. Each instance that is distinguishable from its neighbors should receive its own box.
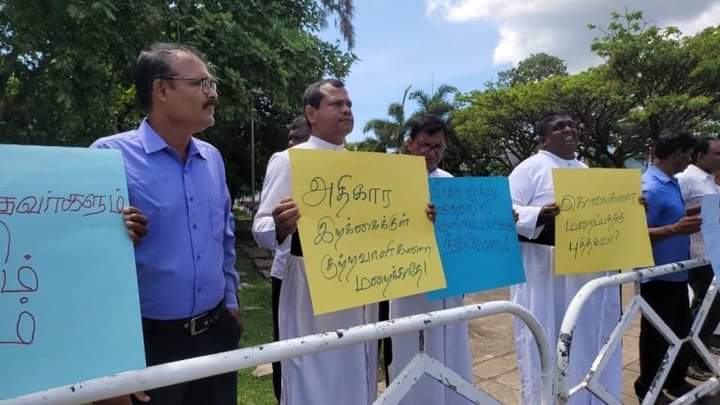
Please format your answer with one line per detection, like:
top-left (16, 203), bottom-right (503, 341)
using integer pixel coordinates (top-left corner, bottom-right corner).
top-left (189, 313), bottom-right (210, 336)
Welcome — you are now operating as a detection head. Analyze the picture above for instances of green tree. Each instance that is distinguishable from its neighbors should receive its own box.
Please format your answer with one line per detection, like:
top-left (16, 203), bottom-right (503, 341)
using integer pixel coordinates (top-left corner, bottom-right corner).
top-left (453, 13), bottom-right (720, 175)
top-left (496, 52), bottom-right (568, 87)
top-left (318, 0), bottom-right (355, 49)
top-left (408, 84), bottom-right (459, 118)
top-left (590, 10), bottom-right (720, 140)
top-left (0, 0), bottom-right (358, 201)
top-left (362, 85), bottom-right (411, 151)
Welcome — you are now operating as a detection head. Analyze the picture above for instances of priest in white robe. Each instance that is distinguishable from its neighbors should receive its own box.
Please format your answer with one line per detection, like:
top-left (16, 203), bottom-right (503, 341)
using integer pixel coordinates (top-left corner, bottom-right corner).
top-left (389, 114), bottom-right (474, 405)
top-left (509, 112), bottom-right (622, 404)
top-left (252, 79), bottom-right (378, 405)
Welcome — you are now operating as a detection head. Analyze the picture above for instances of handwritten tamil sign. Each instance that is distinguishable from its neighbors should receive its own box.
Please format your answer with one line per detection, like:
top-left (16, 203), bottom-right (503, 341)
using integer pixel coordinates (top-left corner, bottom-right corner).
top-left (0, 145), bottom-right (144, 399)
top-left (427, 177), bottom-right (525, 299)
top-left (552, 168), bottom-right (654, 275)
top-left (701, 195), bottom-right (720, 280)
top-left (289, 149), bottom-right (446, 315)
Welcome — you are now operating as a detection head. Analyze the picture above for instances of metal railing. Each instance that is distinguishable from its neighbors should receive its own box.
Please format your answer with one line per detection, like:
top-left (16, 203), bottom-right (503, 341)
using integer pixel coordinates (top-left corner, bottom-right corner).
top-left (556, 258), bottom-right (720, 405)
top-left (2, 301), bottom-right (552, 405)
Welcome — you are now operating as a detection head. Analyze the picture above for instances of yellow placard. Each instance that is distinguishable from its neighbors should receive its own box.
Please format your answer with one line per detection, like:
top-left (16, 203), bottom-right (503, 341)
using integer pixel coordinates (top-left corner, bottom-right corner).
top-left (289, 149), bottom-right (446, 315)
top-left (552, 168), bottom-right (654, 275)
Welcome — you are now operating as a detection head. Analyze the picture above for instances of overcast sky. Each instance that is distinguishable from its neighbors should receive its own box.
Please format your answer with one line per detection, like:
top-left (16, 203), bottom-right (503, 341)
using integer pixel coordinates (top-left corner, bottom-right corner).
top-left (321, 0), bottom-right (720, 143)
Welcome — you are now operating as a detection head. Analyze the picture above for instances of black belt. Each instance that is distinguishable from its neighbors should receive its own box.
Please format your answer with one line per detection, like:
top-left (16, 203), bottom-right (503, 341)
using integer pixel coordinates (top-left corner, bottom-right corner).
top-left (290, 230), bottom-right (303, 257)
top-left (142, 300), bottom-right (224, 336)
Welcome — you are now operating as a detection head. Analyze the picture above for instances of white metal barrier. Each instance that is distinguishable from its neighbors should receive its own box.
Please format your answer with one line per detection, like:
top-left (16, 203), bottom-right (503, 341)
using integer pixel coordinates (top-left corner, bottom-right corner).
top-left (1, 301), bottom-right (553, 405)
top-left (556, 258), bottom-right (720, 405)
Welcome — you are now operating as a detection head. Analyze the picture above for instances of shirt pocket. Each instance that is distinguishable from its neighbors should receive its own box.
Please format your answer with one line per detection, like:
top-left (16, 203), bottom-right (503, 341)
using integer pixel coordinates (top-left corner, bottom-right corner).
top-left (209, 196), bottom-right (226, 241)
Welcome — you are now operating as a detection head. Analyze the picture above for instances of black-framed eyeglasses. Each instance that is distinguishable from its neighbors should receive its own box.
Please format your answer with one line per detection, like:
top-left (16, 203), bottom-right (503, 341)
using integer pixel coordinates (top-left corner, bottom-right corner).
top-left (416, 143), bottom-right (446, 154)
top-left (157, 76), bottom-right (217, 95)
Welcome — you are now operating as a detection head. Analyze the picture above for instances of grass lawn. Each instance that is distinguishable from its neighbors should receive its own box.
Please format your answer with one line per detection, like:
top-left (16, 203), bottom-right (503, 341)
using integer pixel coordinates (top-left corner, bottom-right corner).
top-left (236, 252), bottom-right (276, 405)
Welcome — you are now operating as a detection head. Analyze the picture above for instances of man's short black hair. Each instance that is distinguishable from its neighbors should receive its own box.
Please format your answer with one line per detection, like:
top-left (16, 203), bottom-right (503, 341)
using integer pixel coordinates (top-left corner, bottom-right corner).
top-left (653, 130), bottom-right (696, 159)
top-left (535, 112), bottom-right (575, 140)
top-left (692, 136), bottom-right (719, 162)
top-left (407, 114), bottom-right (448, 140)
top-left (302, 79), bottom-right (345, 109)
top-left (288, 116), bottom-right (310, 132)
top-left (134, 42), bottom-right (207, 112)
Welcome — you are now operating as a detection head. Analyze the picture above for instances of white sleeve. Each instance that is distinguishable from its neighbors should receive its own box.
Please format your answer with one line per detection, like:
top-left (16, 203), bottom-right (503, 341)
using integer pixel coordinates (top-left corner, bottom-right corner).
top-left (676, 173), bottom-right (692, 204)
top-left (252, 152), bottom-right (292, 252)
top-left (509, 165), bottom-right (543, 239)
top-left (270, 243), bottom-right (291, 279)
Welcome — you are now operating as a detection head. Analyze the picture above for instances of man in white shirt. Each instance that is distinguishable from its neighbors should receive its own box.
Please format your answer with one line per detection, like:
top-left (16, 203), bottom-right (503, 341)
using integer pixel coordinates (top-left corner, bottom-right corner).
top-left (266, 116), bottom-right (311, 402)
top-left (388, 113), bottom-right (474, 405)
top-left (252, 79), bottom-right (378, 405)
top-left (509, 112), bottom-right (622, 404)
top-left (676, 136), bottom-right (720, 380)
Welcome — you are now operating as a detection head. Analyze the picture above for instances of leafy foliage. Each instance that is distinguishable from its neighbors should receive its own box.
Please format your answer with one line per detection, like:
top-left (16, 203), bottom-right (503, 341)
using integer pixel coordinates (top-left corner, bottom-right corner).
top-left (452, 11), bottom-right (720, 175)
top-left (0, 0), bottom-right (357, 200)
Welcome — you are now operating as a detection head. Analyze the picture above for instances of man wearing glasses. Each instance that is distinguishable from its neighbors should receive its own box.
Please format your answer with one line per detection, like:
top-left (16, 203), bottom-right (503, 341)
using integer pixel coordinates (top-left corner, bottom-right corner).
top-left (388, 113), bottom-right (474, 405)
top-left (509, 112), bottom-right (622, 404)
top-left (92, 43), bottom-right (241, 405)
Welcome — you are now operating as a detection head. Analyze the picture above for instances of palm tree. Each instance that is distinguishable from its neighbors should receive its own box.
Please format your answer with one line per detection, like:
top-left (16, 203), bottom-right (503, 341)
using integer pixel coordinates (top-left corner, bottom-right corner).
top-left (407, 84), bottom-right (473, 175)
top-left (363, 85), bottom-right (412, 151)
top-left (318, 0), bottom-right (355, 49)
top-left (408, 84), bottom-right (459, 118)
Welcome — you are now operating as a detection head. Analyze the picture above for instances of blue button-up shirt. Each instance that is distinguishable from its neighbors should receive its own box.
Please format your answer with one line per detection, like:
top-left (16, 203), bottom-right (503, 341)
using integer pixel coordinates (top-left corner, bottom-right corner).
top-left (641, 165), bottom-right (690, 282)
top-left (92, 120), bottom-right (238, 319)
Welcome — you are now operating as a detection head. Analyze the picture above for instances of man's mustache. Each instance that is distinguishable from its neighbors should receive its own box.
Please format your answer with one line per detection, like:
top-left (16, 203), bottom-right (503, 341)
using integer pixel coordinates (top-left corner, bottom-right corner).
top-left (204, 99), bottom-right (219, 109)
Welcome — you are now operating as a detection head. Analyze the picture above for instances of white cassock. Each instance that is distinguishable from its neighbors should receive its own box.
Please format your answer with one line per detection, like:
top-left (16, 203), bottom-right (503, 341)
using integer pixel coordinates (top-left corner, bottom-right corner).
top-left (388, 167), bottom-right (474, 405)
top-left (253, 135), bottom-right (378, 405)
top-left (509, 150), bottom-right (622, 404)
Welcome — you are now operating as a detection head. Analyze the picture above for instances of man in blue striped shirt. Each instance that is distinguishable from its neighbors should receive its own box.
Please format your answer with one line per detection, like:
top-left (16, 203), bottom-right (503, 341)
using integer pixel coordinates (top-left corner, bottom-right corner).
top-left (93, 43), bottom-right (241, 405)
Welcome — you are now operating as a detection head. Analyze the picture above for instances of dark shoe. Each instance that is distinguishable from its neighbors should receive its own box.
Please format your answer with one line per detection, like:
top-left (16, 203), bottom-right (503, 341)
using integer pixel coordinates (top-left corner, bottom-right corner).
top-left (709, 345), bottom-right (720, 356)
top-left (687, 365), bottom-right (714, 381)
top-left (665, 380), bottom-right (697, 398)
top-left (637, 390), bottom-right (674, 404)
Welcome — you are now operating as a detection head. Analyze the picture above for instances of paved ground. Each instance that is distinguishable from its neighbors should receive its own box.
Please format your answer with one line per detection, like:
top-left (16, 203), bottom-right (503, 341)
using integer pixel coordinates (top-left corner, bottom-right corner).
top-left (466, 286), bottom-right (720, 404)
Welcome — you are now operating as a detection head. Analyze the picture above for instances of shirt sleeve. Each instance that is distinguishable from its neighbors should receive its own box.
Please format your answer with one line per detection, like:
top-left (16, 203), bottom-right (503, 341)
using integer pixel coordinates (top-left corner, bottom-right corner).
top-left (270, 244), bottom-right (290, 279)
top-left (509, 165), bottom-right (543, 239)
top-left (252, 152), bottom-right (292, 253)
top-left (642, 186), bottom-right (666, 227)
top-left (218, 159), bottom-right (239, 310)
top-left (676, 174), bottom-right (692, 205)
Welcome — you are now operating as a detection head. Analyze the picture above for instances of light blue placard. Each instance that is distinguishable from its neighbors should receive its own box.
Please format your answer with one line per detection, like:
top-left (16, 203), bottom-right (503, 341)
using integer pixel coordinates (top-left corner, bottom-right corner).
top-left (702, 195), bottom-right (720, 280)
top-left (0, 145), bottom-right (144, 399)
top-left (427, 177), bottom-right (525, 300)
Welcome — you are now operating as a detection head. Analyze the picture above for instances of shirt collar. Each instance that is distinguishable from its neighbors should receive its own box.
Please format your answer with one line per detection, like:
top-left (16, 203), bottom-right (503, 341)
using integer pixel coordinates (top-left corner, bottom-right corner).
top-left (306, 135), bottom-right (345, 151)
top-left (648, 164), bottom-right (677, 184)
top-left (138, 119), bottom-right (207, 160)
top-left (538, 150), bottom-right (577, 164)
top-left (684, 164), bottom-right (713, 180)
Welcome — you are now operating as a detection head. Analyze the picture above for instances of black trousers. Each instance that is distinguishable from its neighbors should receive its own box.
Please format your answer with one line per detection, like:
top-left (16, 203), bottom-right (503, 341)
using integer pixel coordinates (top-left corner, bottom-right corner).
top-left (133, 309), bottom-right (241, 405)
top-left (378, 300), bottom-right (392, 385)
top-left (635, 280), bottom-right (691, 398)
top-left (688, 265), bottom-right (720, 367)
top-left (271, 276), bottom-right (282, 402)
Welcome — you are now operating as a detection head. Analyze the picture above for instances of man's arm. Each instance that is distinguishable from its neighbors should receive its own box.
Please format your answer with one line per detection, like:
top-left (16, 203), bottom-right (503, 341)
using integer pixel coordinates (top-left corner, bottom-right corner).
top-left (252, 152), bottom-right (293, 250)
top-left (122, 206), bottom-right (147, 244)
top-left (644, 187), bottom-right (702, 241)
top-left (90, 139), bottom-right (148, 245)
top-left (220, 180), bottom-right (239, 310)
top-left (648, 215), bottom-right (702, 241)
top-left (509, 165), bottom-right (544, 239)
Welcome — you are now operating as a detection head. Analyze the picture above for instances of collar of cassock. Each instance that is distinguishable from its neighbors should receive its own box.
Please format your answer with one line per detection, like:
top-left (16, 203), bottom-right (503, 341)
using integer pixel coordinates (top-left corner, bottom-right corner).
top-left (538, 150), bottom-right (577, 166)
top-left (306, 135), bottom-right (345, 151)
